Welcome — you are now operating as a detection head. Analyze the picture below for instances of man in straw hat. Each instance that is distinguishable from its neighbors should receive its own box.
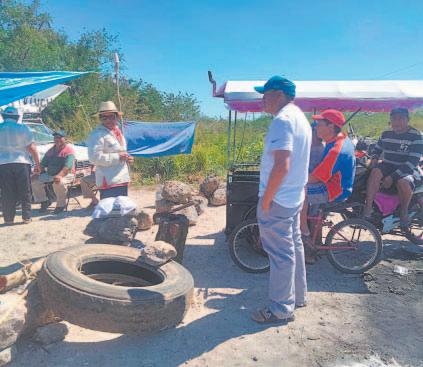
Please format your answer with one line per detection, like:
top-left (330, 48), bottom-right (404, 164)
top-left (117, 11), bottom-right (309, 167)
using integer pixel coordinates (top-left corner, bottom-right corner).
top-left (0, 106), bottom-right (40, 224)
top-left (86, 101), bottom-right (133, 199)
top-left (251, 76), bottom-right (311, 324)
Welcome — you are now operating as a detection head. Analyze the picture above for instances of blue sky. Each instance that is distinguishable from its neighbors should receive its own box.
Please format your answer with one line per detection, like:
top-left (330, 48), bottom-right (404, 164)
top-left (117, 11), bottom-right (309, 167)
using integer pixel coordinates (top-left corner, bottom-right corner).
top-left (42, 0), bottom-right (423, 117)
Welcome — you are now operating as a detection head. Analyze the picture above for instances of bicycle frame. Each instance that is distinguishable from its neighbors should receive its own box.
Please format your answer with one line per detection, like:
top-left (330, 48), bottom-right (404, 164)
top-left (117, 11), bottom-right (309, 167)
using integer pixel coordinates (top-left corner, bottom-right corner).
top-left (308, 213), bottom-right (358, 251)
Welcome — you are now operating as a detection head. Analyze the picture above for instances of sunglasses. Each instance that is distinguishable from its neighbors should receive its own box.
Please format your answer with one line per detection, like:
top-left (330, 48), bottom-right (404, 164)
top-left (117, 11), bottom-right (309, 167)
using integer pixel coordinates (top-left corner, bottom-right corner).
top-left (100, 114), bottom-right (116, 120)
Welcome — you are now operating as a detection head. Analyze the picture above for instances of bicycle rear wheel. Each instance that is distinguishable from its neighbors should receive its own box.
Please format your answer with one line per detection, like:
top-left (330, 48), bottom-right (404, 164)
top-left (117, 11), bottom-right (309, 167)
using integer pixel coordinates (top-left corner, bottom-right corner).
top-left (325, 218), bottom-right (383, 274)
top-left (228, 219), bottom-right (270, 273)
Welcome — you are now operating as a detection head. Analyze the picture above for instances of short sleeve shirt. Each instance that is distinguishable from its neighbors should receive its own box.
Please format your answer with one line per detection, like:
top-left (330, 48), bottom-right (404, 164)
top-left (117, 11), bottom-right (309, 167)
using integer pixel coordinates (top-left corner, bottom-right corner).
top-left (42, 144), bottom-right (75, 176)
top-left (0, 120), bottom-right (34, 165)
top-left (312, 133), bottom-right (356, 201)
top-left (259, 103), bottom-right (312, 208)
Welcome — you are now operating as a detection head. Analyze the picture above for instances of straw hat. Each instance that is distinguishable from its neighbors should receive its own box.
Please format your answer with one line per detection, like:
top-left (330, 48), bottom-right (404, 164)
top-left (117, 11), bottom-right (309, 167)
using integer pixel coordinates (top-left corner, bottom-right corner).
top-left (97, 101), bottom-right (122, 116)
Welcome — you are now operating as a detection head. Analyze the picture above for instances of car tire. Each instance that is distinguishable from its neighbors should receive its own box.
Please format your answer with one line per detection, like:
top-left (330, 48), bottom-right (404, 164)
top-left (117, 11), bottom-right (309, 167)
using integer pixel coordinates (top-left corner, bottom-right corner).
top-left (38, 244), bottom-right (194, 334)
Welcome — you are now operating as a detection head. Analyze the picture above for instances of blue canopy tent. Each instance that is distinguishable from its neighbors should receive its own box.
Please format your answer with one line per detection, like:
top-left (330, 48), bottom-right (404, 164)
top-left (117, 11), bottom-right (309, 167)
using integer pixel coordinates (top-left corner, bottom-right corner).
top-left (0, 71), bottom-right (90, 107)
top-left (0, 71), bottom-right (196, 158)
top-left (125, 121), bottom-right (196, 157)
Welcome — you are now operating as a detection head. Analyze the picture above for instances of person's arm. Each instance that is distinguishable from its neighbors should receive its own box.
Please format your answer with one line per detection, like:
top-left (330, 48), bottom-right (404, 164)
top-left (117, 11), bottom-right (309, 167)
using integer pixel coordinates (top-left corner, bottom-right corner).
top-left (87, 133), bottom-right (122, 167)
top-left (308, 174), bottom-right (320, 183)
top-left (27, 143), bottom-right (41, 174)
top-left (370, 133), bottom-right (384, 167)
top-left (262, 150), bottom-right (291, 210)
top-left (54, 154), bottom-right (75, 182)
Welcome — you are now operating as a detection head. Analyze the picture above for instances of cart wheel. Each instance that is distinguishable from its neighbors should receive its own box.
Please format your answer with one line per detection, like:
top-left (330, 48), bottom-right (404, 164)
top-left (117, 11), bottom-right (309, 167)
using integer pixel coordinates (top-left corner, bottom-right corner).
top-left (228, 219), bottom-right (269, 273)
top-left (404, 202), bottom-right (423, 246)
top-left (325, 218), bottom-right (383, 274)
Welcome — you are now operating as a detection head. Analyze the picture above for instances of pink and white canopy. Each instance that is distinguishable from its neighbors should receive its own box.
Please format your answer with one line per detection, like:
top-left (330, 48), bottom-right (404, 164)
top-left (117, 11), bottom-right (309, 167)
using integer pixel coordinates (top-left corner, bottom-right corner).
top-left (213, 80), bottom-right (423, 112)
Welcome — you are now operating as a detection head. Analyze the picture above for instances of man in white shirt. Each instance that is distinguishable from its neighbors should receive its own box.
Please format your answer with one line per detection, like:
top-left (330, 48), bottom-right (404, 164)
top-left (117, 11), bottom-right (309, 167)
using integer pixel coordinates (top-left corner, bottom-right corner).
top-left (0, 107), bottom-right (40, 224)
top-left (251, 76), bottom-right (312, 324)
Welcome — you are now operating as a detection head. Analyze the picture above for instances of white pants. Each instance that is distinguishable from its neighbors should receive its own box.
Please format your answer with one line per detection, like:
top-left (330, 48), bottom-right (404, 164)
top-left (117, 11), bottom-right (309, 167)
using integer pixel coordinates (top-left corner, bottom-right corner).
top-left (31, 173), bottom-right (74, 207)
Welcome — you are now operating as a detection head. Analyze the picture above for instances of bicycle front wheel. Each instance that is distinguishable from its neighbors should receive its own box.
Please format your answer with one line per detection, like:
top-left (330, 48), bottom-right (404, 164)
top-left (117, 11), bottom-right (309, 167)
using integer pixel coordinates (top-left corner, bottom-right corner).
top-left (325, 218), bottom-right (383, 274)
top-left (228, 219), bottom-right (270, 273)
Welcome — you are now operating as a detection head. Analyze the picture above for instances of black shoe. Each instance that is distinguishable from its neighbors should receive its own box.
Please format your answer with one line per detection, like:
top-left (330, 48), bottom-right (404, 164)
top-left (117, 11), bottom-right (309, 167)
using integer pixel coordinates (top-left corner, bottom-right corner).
top-left (39, 200), bottom-right (51, 213)
top-left (53, 207), bottom-right (65, 214)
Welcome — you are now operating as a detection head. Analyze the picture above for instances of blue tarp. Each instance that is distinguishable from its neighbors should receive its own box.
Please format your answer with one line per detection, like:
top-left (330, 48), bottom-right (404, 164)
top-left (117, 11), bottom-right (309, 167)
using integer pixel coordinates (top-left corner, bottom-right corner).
top-left (0, 71), bottom-right (90, 106)
top-left (125, 121), bottom-right (196, 157)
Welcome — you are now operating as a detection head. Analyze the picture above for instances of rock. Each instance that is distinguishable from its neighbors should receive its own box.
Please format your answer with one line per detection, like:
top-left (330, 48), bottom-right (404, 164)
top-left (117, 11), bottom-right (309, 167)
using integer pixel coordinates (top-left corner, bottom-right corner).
top-left (0, 281), bottom-right (58, 353)
top-left (155, 215), bottom-right (189, 264)
top-left (24, 282), bottom-right (57, 335)
top-left (136, 211), bottom-right (153, 230)
top-left (200, 176), bottom-right (219, 198)
top-left (210, 188), bottom-right (227, 206)
top-left (0, 345), bottom-right (17, 367)
top-left (140, 241), bottom-right (177, 266)
top-left (33, 322), bottom-right (68, 345)
top-left (218, 182), bottom-right (227, 190)
top-left (0, 292), bottom-right (27, 350)
top-left (155, 199), bottom-right (174, 214)
top-left (192, 195), bottom-right (208, 216)
top-left (162, 181), bottom-right (192, 204)
top-left (97, 216), bottom-right (138, 245)
top-left (173, 205), bottom-right (198, 225)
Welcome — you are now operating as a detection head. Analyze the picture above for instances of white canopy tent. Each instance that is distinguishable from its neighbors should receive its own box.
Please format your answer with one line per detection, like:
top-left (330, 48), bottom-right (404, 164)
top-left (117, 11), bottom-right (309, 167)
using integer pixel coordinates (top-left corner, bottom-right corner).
top-left (213, 80), bottom-right (423, 112)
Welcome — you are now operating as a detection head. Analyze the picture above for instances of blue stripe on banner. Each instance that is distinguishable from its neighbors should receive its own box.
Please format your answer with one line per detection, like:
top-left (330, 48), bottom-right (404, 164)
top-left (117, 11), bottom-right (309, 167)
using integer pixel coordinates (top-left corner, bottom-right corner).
top-left (124, 121), bottom-right (196, 157)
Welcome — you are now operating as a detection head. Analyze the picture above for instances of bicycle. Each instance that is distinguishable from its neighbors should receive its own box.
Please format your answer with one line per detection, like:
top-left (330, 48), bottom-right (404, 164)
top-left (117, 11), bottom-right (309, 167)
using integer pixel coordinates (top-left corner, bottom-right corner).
top-left (228, 202), bottom-right (383, 274)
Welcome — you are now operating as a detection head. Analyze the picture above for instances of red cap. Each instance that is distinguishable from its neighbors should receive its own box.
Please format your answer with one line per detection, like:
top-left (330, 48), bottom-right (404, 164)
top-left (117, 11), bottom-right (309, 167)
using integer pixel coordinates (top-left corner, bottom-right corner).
top-left (312, 109), bottom-right (346, 128)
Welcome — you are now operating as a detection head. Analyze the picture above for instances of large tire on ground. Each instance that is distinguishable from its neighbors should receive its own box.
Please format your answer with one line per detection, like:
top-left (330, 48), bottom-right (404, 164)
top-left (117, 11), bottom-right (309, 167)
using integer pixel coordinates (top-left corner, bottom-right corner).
top-left (38, 244), bottom-right (194, 334)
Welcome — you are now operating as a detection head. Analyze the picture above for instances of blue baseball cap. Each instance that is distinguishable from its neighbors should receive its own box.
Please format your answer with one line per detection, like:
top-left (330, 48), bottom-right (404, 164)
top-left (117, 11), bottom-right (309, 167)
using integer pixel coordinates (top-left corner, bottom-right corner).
top-left (53, 130), bottom-right (66, 138)
top-left (254, 76), bottom-right (296, 97)
top-left (1, 106), bottom-right (20, 118)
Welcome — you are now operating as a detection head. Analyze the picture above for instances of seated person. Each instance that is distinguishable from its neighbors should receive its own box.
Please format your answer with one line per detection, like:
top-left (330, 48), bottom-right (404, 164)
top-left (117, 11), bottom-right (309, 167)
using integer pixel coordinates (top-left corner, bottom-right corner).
top-left (309, 121), bottom-right (325, 173)
top-left (300, 109), bottom-right (356, 247)
top-left (80, 171), bottom-right (99, 209)
top-left (31, 130), bottom-right (75, 214)
top-left (363, 108), bottom-right (423, 232)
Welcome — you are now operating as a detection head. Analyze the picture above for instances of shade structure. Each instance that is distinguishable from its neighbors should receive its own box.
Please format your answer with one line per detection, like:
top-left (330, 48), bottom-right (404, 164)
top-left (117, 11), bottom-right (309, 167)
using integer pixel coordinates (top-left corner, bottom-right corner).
top-left (0, 71), bottom-right (90, 107)
top-left (214, 80), bottom-right (423, 112)
top-left (2, 84), bottom-right (70, 114)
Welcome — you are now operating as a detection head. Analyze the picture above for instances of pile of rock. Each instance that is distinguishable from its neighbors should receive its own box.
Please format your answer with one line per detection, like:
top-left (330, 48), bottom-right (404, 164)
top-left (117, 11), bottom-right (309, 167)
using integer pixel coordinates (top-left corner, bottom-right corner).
top-left (155, 181), bottom-right (207, 226)
top-left (84, 209), bottom-right (153, 245)
top-left (200, 175), bottom-right (227, 206)
top-left (153, 177), bottom-right (227, 226)
top-left (0, 281), bottom-right (62, 366)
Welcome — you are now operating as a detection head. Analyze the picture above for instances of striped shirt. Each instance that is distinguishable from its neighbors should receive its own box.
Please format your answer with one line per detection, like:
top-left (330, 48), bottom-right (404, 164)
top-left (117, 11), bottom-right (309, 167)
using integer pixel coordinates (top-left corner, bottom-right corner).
top-left (372, 127), bottom-right (423, 181)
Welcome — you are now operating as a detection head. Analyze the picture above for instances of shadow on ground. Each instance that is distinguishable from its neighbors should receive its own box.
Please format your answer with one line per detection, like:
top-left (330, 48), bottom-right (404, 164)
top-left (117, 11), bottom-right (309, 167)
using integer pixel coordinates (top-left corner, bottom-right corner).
top-left (10, 229), bottom-right (423, 366)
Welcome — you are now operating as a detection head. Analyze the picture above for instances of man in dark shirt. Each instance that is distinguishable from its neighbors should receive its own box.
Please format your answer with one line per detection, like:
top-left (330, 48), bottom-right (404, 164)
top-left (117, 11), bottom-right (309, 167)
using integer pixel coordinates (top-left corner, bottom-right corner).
top-left (363, 108), bottom-right (423, 231)
top-left (31, 131), bottom-right (75, 213)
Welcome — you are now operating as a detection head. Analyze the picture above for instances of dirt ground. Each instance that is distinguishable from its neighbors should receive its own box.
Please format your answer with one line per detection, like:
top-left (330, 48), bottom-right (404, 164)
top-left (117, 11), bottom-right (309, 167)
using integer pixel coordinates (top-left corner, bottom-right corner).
top-left (0, 187), bottom-right (422, 367)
